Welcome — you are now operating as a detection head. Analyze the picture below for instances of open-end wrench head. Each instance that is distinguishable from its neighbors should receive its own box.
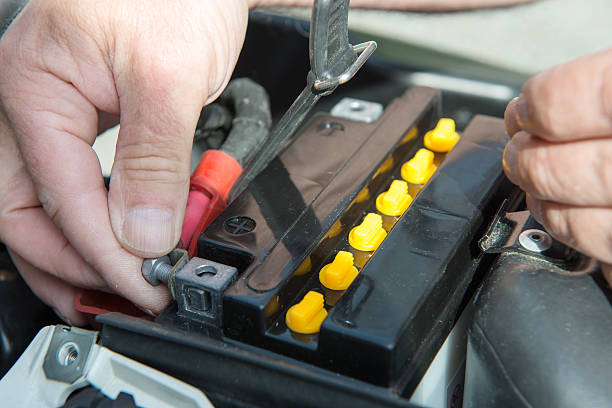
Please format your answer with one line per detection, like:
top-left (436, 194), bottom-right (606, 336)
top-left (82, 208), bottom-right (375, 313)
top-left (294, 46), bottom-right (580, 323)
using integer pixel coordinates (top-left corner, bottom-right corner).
top-left (310, 0), bottom-right (355, 83)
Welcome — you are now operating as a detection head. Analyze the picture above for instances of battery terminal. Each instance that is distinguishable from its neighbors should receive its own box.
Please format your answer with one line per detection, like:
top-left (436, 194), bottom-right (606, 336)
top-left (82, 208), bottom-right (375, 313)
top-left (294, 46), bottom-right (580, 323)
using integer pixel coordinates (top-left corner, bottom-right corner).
top-left (319, 251), bottom-right (359, 291)
top-left (424, 118), bottom-right (460, 153)
top-left (286, 291), bottom-right (328, 334)
top-left (401, 148), bottom-right (437, 185)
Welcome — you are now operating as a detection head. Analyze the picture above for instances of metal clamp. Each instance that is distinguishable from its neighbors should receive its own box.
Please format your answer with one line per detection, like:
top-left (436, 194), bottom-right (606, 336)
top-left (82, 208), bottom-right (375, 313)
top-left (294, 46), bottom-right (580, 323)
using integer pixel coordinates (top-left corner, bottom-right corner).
top-left (142, 251), bottom-right (238, 327)
top-left (174, 258), bottom-right (238, 327)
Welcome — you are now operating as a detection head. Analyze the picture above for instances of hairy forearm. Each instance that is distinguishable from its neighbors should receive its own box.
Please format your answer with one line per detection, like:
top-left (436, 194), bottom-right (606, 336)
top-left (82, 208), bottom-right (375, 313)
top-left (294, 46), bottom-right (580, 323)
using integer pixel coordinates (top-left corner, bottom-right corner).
top-left (248, 0), bottom-right (535, 11)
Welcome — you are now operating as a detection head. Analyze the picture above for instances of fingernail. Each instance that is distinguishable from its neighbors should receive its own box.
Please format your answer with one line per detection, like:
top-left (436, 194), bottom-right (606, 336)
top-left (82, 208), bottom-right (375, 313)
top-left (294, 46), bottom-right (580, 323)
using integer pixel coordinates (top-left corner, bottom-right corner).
top-left (502, 141), bottom-right (519, 185)
top-left (515, 93), bottom-right (528, 129)
top-left (122, 207), bottom-right (177, 254)
top-left (140, 307), bottom-right (156, 317)
top-left (505, 97), bottom-right (521, 136)
top-left (505, 94), bottom-right (528, 137)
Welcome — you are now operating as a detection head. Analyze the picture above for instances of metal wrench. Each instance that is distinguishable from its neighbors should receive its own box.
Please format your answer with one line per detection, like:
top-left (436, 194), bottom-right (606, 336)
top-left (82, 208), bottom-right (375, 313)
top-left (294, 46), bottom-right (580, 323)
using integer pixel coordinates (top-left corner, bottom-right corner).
top-left (226, 0), bottom-right (376, 203)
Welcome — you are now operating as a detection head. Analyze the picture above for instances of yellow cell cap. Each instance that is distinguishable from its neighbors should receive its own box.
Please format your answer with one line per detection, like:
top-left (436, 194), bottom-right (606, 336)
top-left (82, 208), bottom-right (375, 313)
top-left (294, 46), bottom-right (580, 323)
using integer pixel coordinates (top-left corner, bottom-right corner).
top-left (319, 251), bottom-right (359, 291)
top-left (373, 156), bottom-right (394, 178)
top-left (349, 213), bottom-right (387, 252)
top-left (424, 118), bottom-right (460, 153)
top-left (286, 291), bottom-right (328, 334)
top-left (327, 220), bottom-right (343, 238)
top-left (354, 187), bottom-right (370, 203)
top-left (400, 126), bottom-right (418, 145)
top-left (401, 148), bottom-right (437, 185)
top-left (376, 180), bottom-right (412, 216)
top-left (294, 256), bottom-right (312, 276)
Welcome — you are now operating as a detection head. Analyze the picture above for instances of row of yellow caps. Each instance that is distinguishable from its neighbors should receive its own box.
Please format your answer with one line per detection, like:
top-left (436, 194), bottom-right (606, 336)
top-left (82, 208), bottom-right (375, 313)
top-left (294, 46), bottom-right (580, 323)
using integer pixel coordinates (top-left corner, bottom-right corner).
top-left (285, 119), bottom-right (460, 334)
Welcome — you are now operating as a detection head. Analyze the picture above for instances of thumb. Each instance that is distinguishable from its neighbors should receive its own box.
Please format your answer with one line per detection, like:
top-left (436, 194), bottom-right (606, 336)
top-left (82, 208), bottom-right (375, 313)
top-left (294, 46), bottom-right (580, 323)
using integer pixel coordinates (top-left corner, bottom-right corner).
top-left (108, 61), bottom-right (205, 257)
top-left (104, 0), bottom-right (248, 257)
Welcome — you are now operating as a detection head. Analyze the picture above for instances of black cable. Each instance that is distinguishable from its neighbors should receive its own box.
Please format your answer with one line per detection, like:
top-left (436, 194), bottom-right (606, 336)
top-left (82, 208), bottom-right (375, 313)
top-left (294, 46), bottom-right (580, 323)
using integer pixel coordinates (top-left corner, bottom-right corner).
top-left (218, 78), bottom-right (272, 167)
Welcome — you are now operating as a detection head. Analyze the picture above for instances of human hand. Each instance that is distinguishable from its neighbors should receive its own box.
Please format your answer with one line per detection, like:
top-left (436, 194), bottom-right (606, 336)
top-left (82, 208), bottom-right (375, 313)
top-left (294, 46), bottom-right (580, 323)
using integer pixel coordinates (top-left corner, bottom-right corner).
top-left (0, 0), bottom-right (247, 324)
top-left (504, 49), bottom-right (612, 285)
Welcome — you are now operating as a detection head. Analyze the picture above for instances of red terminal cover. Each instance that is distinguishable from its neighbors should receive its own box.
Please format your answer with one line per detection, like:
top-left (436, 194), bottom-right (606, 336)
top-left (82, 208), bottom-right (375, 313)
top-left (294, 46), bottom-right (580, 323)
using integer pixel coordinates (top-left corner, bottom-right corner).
top-left (74, 150), bottom-right (243, 320)
top-left (191, 149), bottom-right (242, 202)
top-left (186, 149), bottom-right (242, 257)
top-left (74, 289), bottom-right (152, 329)
top-left (180, 190), bottom-right (212, 247)
top-left (188, 150), bottom-right (242, 257)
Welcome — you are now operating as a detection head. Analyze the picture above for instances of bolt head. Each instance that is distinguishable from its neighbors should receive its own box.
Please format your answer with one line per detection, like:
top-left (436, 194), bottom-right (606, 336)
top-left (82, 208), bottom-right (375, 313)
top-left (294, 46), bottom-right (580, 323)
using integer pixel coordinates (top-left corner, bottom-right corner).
top-left (141, 256), bottom-right (170, 286)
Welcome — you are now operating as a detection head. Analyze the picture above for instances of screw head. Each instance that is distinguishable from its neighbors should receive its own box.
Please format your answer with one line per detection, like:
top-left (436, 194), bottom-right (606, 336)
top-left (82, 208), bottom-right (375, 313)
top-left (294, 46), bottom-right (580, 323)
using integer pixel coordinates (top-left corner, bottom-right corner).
top-left (224, 216), bottom-right (256, 235)
top-left (141, 255), bottom-right (170, 286)
top-left (519, 229), bottom-right (552, 253)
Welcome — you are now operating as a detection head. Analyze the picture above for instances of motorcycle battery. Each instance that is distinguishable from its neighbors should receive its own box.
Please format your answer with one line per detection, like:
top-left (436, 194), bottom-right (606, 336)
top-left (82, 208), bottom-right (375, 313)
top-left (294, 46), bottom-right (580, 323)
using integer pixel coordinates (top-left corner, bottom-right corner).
top-left (98, 86), bottom-right (516, 406)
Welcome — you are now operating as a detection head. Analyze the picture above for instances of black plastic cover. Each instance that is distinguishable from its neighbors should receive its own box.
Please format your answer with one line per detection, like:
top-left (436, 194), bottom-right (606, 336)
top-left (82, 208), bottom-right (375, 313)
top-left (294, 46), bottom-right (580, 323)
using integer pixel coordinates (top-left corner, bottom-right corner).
top-left (319, 114), bottom-right (513, 388)
top-left (464, 252), bottom-right (612, 407)
top-left (62, 388), bottom-right (138, 408)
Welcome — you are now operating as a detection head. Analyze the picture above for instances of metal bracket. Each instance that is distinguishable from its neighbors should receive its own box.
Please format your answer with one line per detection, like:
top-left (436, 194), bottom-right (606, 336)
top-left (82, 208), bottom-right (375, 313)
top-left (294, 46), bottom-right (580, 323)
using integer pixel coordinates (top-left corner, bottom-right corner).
top-left (0, 325), bottom-right (213, 407)
top-left (42, 326), bottom-right (97, 384)
top-left (330, 97), bottom-right (383, 123)
top-left (479, 200), bottom-right (599, 276)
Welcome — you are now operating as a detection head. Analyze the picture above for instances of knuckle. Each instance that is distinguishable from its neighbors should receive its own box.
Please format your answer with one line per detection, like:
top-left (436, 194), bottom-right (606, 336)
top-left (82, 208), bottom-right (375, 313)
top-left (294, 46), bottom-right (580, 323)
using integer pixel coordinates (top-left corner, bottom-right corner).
top-left (523, 68), bottom-right (564, 137)
top-left (113, 144), bottom-right (189, 185)
top-left (126, 46), bottom-right (208, 112)
top-left (129, 50), bottom-right (180, 98)
top-left (518, 144), bottom-right (559, 199)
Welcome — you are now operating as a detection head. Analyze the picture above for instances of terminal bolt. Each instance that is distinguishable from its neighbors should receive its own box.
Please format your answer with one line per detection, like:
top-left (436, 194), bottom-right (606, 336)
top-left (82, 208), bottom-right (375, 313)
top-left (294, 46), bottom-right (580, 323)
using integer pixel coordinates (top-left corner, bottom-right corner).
top-left (141, 256), bottom-right (172, 286)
